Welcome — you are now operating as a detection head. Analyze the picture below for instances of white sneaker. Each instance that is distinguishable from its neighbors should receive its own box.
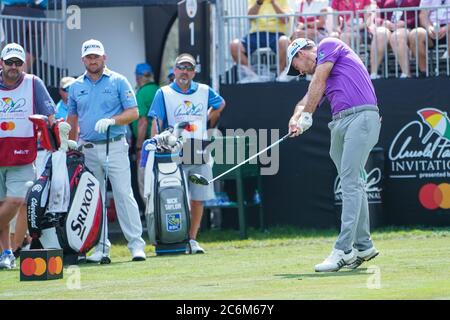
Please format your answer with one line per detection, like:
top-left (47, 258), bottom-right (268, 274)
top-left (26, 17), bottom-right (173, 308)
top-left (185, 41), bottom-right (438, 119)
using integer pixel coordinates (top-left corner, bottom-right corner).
top-left (187, 239), bottom-right (205, 254)
top-left (315, 248), bottom-right (356, 272)
top-left (0, 252), bottom-right (16, 270)
top-left (347, 247), bottom-right (379, 269)
top-left (400, 73), bottom-right (409, 78)
top-left (86, 246), bottom-right (110, 263)
top-left (131, 248), bottom-right (146, 261)
top-left (370, 73), bottom-right (381, 80)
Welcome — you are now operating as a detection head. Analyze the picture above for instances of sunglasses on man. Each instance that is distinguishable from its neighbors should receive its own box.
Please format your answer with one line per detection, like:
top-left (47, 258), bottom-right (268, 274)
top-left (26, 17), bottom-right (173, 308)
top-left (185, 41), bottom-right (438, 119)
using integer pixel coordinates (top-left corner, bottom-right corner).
top-left (176, 65), bottom-right (195, 72)
top-left (3, 59), bottom-right (24, 67)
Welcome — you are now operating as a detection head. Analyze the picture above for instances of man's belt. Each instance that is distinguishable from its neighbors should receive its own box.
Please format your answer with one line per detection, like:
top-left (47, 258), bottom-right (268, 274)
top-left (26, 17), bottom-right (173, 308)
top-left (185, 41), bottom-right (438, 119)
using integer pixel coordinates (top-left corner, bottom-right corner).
top-left (332, 105), bottom-right (379, 121)
top-left (84, 134), bottom-right (124, 146)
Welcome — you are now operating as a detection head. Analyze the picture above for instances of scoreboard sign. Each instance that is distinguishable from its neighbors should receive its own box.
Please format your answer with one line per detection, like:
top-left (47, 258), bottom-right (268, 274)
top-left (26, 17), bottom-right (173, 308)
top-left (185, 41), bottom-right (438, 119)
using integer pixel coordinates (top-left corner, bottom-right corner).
top-left (178, 0), bottom-right (210, 84)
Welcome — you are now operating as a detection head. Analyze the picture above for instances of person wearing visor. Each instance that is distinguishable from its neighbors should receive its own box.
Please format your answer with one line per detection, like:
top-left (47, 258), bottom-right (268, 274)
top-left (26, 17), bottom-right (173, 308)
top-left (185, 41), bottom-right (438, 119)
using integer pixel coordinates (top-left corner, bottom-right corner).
top-left (55, 77), bottom-right (76, 120)
top-left (286, 37), bottom-right (381, 272)
top-left (149, 53), bottom-right (226, 254)
top-left (0, 43), bottom-right (55, 270)
top-left (67, 39), bottom-right (146, 263)
top-left (167, 68), bottom-right (175, 84)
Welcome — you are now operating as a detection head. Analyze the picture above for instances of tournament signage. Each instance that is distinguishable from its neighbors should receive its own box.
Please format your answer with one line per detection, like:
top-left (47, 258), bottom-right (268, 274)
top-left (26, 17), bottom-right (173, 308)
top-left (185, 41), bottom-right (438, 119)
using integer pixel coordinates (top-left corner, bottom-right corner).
top-left (382, 104), bottom-right (450, 225)
top-left (388, 108), bottom-right (450, 181)
top-left (178, 0), bottom-right (210, 84)
top-left (387, 108), bottom-right (450, 211)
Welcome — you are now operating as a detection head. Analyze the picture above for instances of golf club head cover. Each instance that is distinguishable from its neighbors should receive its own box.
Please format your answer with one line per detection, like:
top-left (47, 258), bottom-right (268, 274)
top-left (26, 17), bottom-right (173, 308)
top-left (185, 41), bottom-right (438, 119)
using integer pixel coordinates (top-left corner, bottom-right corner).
top-left (29, 115), bottom-right (58, 152)
top-left (57, 122), bottom-right (72, 152)
top-left (140, 138), bottom-right (157, 168)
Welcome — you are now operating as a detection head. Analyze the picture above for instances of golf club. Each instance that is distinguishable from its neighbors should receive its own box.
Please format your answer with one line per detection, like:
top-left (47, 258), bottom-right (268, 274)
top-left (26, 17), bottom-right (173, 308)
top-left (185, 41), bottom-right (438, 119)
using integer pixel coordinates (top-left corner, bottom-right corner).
top-left (189, 132), bottom-right (293, 186)
top-left (100, 126), bottom-right (112, 264)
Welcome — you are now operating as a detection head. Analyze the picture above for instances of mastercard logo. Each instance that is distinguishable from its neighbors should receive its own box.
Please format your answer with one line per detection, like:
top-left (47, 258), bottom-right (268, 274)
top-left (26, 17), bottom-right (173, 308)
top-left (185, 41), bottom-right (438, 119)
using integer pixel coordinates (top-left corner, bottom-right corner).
top-left (0, 121), bottom-right (15, 131)
top-left (418, 183), bottom-right (450, 210)
top-left (21, 256), bottom-right (63, 276)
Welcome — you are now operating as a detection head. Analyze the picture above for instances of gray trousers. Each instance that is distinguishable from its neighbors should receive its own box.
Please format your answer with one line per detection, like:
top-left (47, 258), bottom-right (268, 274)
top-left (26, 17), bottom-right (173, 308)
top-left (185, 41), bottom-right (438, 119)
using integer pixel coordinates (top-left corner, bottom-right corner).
top-left (329, 109), bottom-right (381, 252)
top-left (81, 137), bottom-right (146, 253)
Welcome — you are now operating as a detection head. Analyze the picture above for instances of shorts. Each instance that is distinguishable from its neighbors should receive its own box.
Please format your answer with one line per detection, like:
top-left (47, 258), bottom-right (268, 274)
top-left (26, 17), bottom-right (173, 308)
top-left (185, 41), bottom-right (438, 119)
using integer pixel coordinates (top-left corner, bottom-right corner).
top-left (428, 28), bottom-right (449, 47)
top-left (182, 164), bottom-right (215, 202)
top-left (0, 164), bottom-right (36, 201)
top-left (2, 6), bottom-right (46, 57)
top-left (241, 32), bottom-right (285, 56)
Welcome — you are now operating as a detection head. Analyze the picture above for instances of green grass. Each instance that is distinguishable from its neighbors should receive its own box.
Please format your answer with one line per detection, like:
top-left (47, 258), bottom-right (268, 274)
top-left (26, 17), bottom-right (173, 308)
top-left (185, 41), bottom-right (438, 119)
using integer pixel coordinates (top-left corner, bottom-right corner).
top-left (1, 226), bottom-right (450, 300)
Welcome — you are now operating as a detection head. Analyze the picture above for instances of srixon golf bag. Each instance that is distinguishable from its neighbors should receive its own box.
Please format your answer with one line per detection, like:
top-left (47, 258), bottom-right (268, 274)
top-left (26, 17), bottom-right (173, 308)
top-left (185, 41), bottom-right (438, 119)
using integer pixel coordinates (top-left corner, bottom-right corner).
top-left (141, 125), bottom-right (190, 255)
top-left (27, 116), bottom-right (103, 258)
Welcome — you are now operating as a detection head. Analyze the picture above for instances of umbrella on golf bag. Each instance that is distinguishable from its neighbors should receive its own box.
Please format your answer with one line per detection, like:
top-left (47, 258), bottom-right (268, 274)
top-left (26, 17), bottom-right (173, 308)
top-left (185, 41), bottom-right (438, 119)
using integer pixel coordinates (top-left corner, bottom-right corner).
top-left (27, 115), bottom-right (103, 255)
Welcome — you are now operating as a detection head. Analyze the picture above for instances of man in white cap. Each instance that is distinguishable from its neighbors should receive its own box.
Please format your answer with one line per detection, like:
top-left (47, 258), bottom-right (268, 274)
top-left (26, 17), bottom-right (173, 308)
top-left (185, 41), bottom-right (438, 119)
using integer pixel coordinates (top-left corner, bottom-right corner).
top-left (67, 39), bottom-right (146, 263)
top-left (286, 37), bottom-right (381, 272)
top-left (149, 53), bottom-right (226, 254)
top-left (0, 43), bottom-right (55, 270)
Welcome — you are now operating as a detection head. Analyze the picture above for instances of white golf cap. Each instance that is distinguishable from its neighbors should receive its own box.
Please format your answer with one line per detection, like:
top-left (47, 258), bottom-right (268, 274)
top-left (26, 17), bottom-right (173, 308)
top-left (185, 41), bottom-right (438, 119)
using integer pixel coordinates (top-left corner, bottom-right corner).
top-left (286, 38), bottom-right (315, 76)
top-left (60, 76), bottom-right (76, 89)
top-left (1, 43), bottom-right (26, 62)
top-left (81, 39), bottom-right (105, 57)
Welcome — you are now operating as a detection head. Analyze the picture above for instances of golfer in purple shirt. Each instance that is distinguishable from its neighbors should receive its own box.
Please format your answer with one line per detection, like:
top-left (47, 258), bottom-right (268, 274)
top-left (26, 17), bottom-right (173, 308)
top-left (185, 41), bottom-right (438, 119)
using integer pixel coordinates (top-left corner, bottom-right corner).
top-left (286, 37), bottom-right (381, 272)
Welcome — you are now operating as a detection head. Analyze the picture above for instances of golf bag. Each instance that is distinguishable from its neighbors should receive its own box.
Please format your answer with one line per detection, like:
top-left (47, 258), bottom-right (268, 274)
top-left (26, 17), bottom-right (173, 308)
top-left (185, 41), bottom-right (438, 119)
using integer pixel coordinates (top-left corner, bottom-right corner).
top-left (27, 116), bottom-right (103, 257)
top-left (141, 126), bottom-right (190, 255)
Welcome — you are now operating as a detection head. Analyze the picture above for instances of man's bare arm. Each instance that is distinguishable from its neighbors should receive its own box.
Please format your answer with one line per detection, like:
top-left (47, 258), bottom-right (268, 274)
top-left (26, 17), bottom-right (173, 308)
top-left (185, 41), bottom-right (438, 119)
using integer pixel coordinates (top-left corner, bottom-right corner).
top-left (67, 114), bottom-right (79, 141)
top-left (289, 62), bottom-right (333, 135)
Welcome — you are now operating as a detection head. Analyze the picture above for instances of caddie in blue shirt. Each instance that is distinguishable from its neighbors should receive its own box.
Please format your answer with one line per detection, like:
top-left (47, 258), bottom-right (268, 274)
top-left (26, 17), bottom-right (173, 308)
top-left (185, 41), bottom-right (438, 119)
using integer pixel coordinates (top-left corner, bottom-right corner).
top-left (149, 53), bottom-right (226, 254)
top-left (67, 39), bottom-right (146, 263)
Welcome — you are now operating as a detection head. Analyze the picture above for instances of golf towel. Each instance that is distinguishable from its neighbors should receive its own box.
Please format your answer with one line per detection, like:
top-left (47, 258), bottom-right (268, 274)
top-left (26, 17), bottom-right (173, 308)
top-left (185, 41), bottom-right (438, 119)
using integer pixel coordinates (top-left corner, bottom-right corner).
top-left (48, 150), bottom-right (70, 213)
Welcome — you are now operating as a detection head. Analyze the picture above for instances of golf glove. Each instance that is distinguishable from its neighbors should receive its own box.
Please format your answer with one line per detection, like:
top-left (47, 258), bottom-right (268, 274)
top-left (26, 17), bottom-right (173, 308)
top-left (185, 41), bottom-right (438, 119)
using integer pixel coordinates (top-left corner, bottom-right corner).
top-left (297, 112), bottom-right (313, 134)
top-left (95, 118), bottom-right (116, 134)
top-left (67, 140), bottom-right (78, 150)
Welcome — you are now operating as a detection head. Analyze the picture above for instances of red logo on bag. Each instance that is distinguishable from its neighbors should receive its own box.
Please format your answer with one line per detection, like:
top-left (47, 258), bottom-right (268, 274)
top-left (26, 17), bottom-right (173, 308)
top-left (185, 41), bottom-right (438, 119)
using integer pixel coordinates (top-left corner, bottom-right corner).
top-left (0, 121), bottom-right (15, 131)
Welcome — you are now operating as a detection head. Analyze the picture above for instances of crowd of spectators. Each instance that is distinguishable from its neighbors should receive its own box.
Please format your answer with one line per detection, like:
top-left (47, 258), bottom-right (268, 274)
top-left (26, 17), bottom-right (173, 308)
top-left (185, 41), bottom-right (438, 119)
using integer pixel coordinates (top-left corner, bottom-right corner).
top-left (230, 0), bottom-right (450, 81)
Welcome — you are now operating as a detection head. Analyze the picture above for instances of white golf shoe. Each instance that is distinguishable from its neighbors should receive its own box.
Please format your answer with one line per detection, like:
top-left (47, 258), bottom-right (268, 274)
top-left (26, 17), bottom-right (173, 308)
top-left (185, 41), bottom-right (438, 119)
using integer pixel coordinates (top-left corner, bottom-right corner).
top-left (131, 248), bottom-right (146, 261)
top-left (187, 239), bottom-right (205, 254)
top-left (315, 248), bottom-right (356, 272)
top-left (86, 246), bottom-right (110, 263)
top-left (347, 247), bottom-right (379, 269)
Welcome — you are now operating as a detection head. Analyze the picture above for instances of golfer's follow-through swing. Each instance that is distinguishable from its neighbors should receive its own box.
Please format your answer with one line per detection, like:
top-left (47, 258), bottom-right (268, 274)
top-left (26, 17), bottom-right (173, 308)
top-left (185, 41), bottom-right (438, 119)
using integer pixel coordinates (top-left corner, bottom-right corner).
top-left (286, 37), bottom-right (381, 272)
top-left (189, 132), bottom-right (293, 186)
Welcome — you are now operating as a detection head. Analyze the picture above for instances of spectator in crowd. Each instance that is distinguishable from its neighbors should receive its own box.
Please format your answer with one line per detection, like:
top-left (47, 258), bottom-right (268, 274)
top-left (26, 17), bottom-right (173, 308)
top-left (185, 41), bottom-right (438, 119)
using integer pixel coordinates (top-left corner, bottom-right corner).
top-left (167, 67), bottom-right (175, 84)
top-left (149, 53), bottom-right (226, 254)
top-left (230, 0), bottom-right (291, 74)
top-left (55, 76), bottom-right (76, 120)
top-left (67, 39), bottom-right (146, 263)
top-left (409, 0), bottom-right (450, 76)
top-left (1, 0), bottom-right (48, 72)
top-left (0, 43), bottom-right (55, 270)
top-left (369, 0), bottom-right (421, 79)
top-left (331, 0), bottom-right (377, 47)
top-left (132, 63), bottom-right (158, 202)
top-left (291, 0), bottom-right (332, 43)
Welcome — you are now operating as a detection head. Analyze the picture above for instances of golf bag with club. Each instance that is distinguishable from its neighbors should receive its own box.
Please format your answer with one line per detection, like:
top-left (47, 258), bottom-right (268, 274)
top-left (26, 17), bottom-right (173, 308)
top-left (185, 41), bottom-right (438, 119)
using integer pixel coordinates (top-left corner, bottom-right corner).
top-left (26, 115), bottom-right (103, 262)
top-left (141, 124), bottom-right (191, 255)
